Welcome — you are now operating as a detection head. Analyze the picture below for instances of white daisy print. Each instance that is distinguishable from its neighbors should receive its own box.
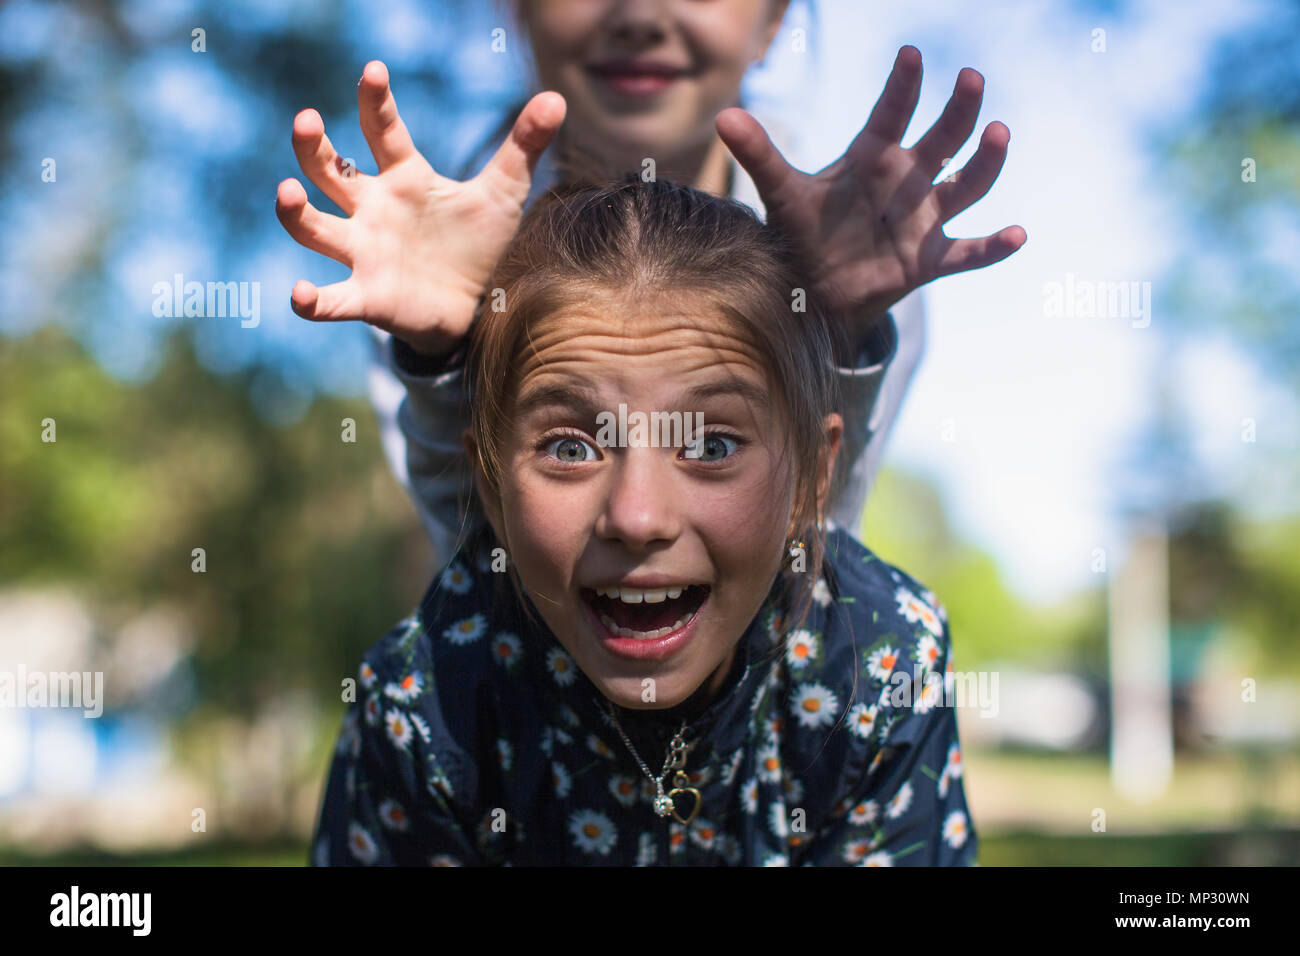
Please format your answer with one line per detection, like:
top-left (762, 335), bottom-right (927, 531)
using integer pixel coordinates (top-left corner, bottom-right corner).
top-left (587, 733), bottom-right (615, 761)
top-left (886, 781), bottom-right (913, 819)
top-left (444, 613), bottom-right (487, 645)
top-left (781, 775), bottom-right (805, 804)
top-left (939, 743), bottom-right (963, 799)
top-left (440, 561), bottom-right (473, 594)
top-left (359, 661), bottom-right (378, 689)
top-left (551, 761), bottom-right (572, 799)
top-left (427, 762), bottom-right (454, 799)
top-left (385, 708), bottom-right (413, 752)
top-left (378, 798), bottom-right (410, 832)
top-left (569, 809), bottom-right (618, 856)
top-left (720, 747), bottom-right (744, 787)
top-left (741, 778), bottom-right (759, 814)
top-left (637, 831), bottom-right (657, 866)
top-left (768, 800), bottom-right (790, 839)
top-left (786, 629), bottom-right (819, 671)
top-left (860, 850), bottom-right (893, 867)
top-left (364, 694), bottom-right (381, 727)
top-left (384, 671), bottom-right (424, 704)
top-left (848, 800), bottom-right (880, 826)
top-left (756, 744), bottom-right (782, 783)
top-left (791, 682), bottom-right (839, 729)
top-left (866, 644), bottom-right (901, 682)
top-left (896, 586), bottom-right (943, 637)
top-left (943, 810), bottom-right (969, 849)
top-left (847, 702), bottom-right (878, 740)
top-left (915, 635), bottom-right (942, 673)
top-left (410, 712), bottom-right (432, 744)
top-left (946, 742), bottom-right (964, 779)
top-left (497, 738), bottom-right (513, 771)
top-left (762, 853), bottom-right (789, 867)
top-left (348, 821), bottom-right (379, 864)
top-left (492, 632), bottom-right (522, 668)
top-left (914, 672), bottom-right (944, 714)
top-left (922, 588), bottom-right (948, 622)
top-left (608, 774), bottom-right (639, 807)
top-left (812, 577), bottom-right (832, 607)
top-left (841, 837), bottom-right (874, 864)
top-left (547, 647), bottom-right (577, 686)
top-left (689, 819), bottom-right (718, 852)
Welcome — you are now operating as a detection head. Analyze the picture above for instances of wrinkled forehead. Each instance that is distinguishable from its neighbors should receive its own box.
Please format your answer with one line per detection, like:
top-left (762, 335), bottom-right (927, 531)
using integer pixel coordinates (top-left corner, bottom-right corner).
top-left (507, 292), bottom-right (783, 423)
top-left (514, 294), bottom-right (770, 385)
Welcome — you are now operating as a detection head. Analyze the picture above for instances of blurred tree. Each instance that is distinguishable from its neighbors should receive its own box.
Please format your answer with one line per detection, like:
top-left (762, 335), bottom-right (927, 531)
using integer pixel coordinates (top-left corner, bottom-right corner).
top-left (1157, 0), bottom-right (1300, 382)
top-left (0, 324), bottom-right (434, 715)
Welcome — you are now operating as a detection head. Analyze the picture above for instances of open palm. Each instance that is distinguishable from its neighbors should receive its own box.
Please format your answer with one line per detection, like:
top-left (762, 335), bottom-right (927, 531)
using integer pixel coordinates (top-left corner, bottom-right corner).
top-left (276, 61), bottom-right (566, 355)
top-left (718, 46), bottom-right (1025, 321)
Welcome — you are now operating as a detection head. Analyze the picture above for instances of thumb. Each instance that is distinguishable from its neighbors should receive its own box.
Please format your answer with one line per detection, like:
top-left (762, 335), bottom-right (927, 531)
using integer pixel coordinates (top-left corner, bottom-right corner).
top-left (715, 107), bottom-right (798, 206)
top-left (475, 91), bottom-right (567, 203)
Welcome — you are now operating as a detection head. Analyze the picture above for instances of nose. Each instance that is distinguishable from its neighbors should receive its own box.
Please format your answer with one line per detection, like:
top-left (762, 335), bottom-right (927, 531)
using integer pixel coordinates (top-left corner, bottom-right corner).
top-left (594, 447), bottom-right (683, 552)
top-left (604, 0), bottom-right (671, 47)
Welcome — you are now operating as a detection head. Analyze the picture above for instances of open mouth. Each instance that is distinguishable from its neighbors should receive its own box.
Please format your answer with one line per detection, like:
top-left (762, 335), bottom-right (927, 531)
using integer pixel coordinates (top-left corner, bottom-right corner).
top-left (580, 585), bottom-right (710, 641)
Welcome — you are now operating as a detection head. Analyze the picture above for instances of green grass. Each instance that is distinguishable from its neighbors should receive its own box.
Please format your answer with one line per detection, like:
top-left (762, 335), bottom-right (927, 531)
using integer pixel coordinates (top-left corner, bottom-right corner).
top-left (3, 829), bottom-right (1296, 866)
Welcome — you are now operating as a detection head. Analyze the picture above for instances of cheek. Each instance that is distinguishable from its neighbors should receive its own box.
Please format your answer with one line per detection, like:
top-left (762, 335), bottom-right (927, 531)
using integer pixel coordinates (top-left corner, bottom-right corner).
top-left (685, 8), bottom-right (770, 81)
top-left (498, 469), bottom-right (592, 588)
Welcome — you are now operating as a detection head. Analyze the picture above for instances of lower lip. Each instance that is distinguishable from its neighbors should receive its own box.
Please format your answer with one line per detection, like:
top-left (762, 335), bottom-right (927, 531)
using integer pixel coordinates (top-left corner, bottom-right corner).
top-left (592, 72), bottom-right (679, 97)
top-left (582, 592), bottom-right (708, 662)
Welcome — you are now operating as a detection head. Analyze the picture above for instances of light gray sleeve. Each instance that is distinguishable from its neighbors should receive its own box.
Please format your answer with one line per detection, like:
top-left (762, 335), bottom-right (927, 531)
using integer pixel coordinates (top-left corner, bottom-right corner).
top-left (827, 290), bottom-right (926, 536)
top-left (367, 326), bottom-right (479, 567)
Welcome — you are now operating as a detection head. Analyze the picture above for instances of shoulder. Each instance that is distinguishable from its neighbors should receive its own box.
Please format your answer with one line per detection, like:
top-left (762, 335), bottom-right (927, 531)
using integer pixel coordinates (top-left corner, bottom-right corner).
top-left (814, 524), bottom-right (957, 737)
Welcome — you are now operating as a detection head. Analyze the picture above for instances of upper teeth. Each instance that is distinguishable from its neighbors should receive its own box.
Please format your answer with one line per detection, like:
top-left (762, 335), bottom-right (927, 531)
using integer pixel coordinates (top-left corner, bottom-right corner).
top-left (595, 586), bottom-right (687, 603)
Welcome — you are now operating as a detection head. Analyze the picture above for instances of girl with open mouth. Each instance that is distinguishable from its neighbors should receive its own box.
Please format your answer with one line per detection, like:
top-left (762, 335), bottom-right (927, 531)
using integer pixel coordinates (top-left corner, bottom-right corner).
top-left (311, 176), bottom-right (977, 866)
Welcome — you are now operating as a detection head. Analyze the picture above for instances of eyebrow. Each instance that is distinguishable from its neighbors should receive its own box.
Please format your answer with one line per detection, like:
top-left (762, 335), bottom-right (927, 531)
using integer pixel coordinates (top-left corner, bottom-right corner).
top-left (514, 382), bottom-right (602, 419)
top-left (514, 378), bottom-right (771, 419)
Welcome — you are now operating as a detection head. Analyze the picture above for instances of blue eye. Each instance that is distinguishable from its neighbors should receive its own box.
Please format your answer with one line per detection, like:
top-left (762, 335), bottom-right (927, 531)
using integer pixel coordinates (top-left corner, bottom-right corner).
top-left (546, 436), bottom-right (598, 463)
top-left (685, 434), bottom-right (739, 462)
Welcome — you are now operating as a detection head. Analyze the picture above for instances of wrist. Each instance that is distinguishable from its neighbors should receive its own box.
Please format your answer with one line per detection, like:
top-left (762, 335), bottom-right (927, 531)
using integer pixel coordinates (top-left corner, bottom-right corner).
top-left (393, 333), bottom-right (467, 376)
top-left (828, 309), bottom-right (891, 367)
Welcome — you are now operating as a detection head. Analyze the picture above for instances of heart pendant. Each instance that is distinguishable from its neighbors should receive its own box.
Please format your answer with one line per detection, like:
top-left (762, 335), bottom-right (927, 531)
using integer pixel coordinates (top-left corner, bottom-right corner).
top-left (667, 786), bottom-right (702, 825)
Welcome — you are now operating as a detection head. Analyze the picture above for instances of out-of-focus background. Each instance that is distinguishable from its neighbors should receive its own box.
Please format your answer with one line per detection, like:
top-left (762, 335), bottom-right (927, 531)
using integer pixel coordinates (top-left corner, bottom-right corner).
top-left (1, 0), bottom-right (1296, 865)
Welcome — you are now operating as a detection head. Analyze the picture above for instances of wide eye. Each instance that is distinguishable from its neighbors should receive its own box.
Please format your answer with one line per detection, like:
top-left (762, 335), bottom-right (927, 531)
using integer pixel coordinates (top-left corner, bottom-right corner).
top-left (546, 436), bottom-right (598, 463)
top-left (686, 434), bottom-right (739, 462)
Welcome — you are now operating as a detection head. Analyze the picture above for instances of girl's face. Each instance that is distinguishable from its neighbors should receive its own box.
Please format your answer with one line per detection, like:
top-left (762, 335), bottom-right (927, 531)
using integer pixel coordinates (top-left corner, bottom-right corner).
top-left (471, 297), bottom-right (838, 712)
top-left (516, 0), bottom-right (790, 167)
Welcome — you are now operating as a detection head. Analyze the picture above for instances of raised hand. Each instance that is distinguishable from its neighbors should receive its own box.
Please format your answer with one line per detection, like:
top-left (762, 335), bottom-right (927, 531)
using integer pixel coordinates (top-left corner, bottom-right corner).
top-left (716, 45), bottom-right (1025, 323)
top-left (276, 61), bottom-right (566, 355)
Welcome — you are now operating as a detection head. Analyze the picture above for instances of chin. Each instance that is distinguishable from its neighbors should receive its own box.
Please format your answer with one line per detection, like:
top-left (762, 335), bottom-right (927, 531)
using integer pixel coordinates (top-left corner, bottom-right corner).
top-left (593, 675), bottom-right (700, 712)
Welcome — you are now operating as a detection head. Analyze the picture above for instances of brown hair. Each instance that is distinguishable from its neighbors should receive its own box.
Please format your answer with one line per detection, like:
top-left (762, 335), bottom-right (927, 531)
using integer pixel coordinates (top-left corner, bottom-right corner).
top-left (464, 174), bottom-right (843, 647)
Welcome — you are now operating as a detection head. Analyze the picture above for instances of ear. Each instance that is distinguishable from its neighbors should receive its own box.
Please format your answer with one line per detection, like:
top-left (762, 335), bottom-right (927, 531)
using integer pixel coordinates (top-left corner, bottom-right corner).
top-left (463, 427), bottom-right (507, 546)
top-left (817, 412), bottom-right (844, 519)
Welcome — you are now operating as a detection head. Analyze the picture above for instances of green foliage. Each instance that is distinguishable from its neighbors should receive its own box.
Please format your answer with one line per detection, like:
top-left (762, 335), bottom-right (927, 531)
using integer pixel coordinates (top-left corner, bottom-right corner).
top-left (0, 325), bottom-right (434, 715)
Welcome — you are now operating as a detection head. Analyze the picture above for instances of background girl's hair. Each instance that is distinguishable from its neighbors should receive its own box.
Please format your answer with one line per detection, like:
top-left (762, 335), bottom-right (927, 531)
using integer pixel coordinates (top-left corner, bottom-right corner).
top-left (464, 174), bottom-right (845, 649)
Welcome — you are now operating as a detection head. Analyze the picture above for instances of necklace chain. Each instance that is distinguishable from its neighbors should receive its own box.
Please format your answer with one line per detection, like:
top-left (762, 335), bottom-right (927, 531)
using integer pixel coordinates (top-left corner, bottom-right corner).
top-left (600, 700), bottom-right (692, 818)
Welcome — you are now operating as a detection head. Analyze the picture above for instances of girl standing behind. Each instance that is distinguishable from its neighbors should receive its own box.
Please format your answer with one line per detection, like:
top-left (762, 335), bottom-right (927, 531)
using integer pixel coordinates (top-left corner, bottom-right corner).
top-left (275, 0), bottom-right (1024, 562)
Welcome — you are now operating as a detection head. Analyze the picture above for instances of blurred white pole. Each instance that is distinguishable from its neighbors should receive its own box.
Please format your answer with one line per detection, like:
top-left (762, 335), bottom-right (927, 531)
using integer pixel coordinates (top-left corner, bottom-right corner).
top-left (1107, 523), bottom-right (1173, 801)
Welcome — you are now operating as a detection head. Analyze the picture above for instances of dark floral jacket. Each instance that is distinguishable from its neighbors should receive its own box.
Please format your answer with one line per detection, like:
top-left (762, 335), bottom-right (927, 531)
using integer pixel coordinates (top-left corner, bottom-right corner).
top-left (312, 521), bottom-right (977, 866)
